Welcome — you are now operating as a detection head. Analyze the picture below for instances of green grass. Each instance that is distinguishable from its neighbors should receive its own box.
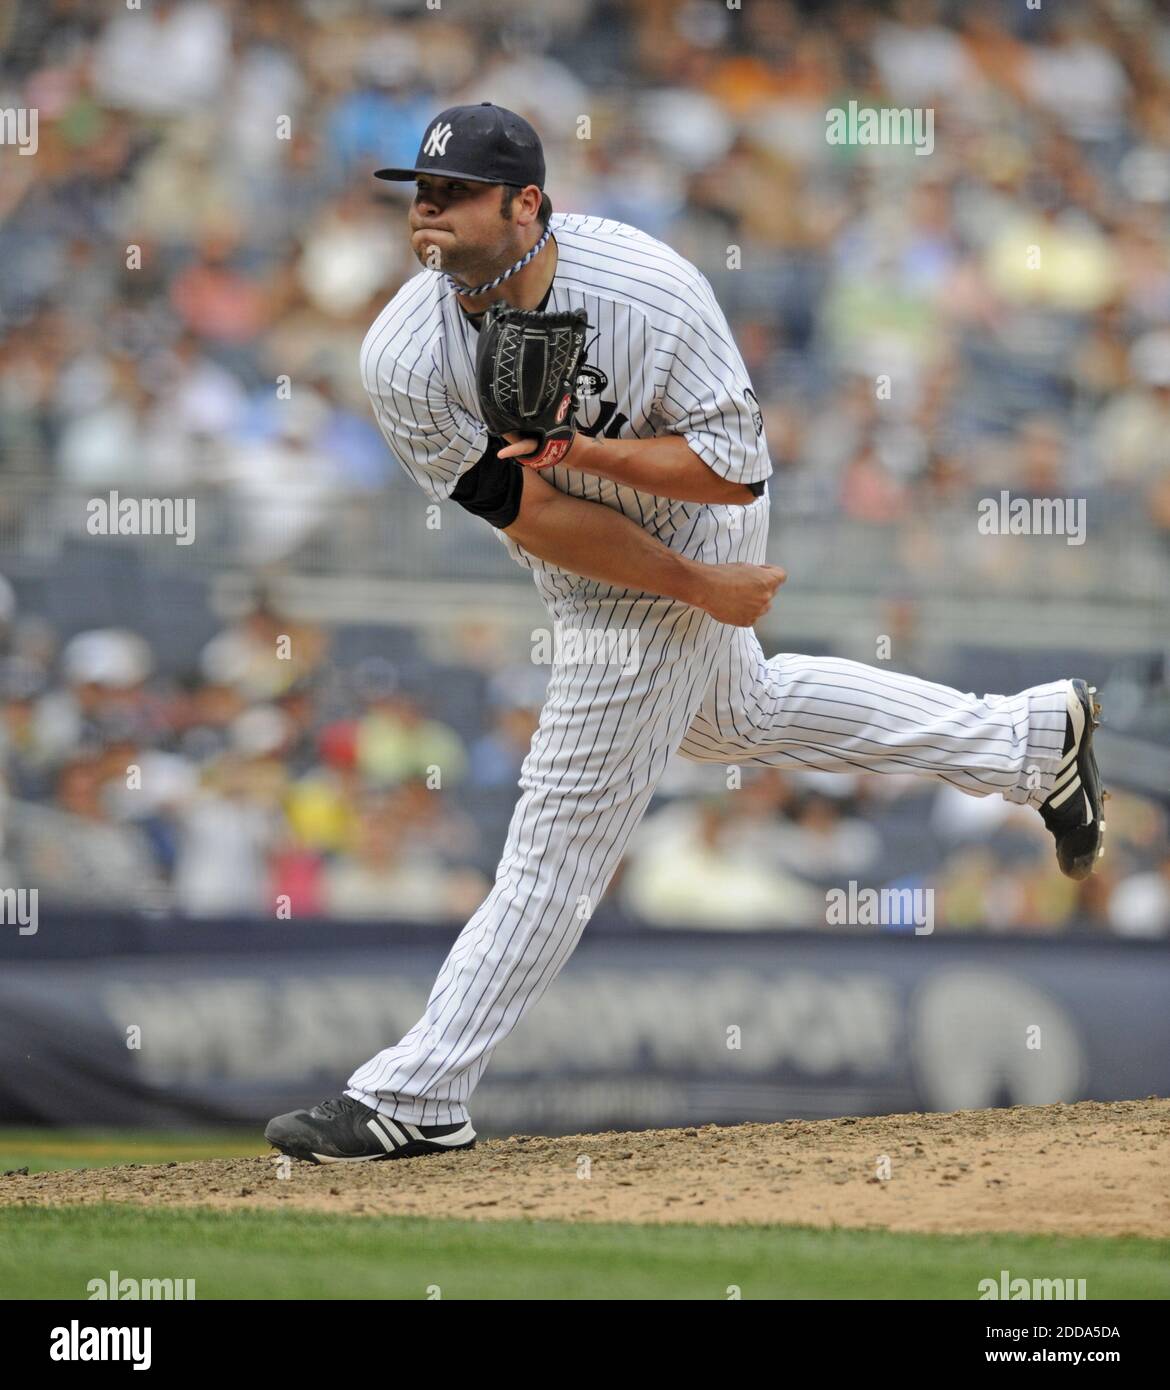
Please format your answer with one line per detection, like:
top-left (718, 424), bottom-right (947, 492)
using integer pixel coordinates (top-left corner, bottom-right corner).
top-left (2, 1131), bottom-right (1165, 1299)
top-left (0, 1129), bottom-right (265, 1173)
top-left (0, 1206), bottom-right (1166, 1300)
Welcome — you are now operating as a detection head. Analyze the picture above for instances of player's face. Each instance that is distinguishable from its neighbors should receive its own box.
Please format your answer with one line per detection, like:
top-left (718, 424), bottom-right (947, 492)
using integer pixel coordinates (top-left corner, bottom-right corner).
top-left (408, 176), bottom-right (521, 276)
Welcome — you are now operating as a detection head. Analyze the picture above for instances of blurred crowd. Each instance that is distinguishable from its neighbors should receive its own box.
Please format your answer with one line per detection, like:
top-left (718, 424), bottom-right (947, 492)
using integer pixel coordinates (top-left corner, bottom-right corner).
top-left (0, 0), bottom-right (1169, 555)
top-left (0, 0), bottom-right (1167, 932)
top-left (0, 584), bottom-right (516, 920)
top-left (0, 583), bottom-right (1166, 934)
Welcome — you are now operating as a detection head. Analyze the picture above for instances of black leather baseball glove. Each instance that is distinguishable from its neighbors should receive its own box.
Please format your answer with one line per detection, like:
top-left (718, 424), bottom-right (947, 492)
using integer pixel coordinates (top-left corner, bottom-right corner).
top-left (474, 305), bottom-right (590, 467)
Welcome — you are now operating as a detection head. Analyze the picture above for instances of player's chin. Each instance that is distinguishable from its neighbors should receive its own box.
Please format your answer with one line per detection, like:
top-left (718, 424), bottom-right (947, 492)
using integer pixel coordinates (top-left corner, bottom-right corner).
top-left (412, 230), bottom-right (454, 261)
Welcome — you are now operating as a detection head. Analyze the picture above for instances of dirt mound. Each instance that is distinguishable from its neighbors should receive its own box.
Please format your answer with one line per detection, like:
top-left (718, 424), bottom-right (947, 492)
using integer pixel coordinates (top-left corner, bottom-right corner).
top-left (2, 1099), bottom-right (1166, 1238)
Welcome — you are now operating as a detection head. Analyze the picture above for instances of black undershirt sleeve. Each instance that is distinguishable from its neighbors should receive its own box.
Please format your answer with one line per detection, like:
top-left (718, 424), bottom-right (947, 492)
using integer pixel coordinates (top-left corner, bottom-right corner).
top-left (449, 436), bottom-right (526, 529)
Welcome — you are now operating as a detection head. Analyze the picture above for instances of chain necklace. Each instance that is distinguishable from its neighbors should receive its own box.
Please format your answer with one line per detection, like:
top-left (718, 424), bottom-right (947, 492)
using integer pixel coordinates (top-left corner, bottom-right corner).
top-left (444, 226), bottom-right (552, 299)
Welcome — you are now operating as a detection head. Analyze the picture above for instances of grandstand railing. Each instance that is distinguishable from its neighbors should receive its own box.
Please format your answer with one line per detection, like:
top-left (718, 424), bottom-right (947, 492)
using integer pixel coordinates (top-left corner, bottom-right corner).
top-left (0, 479), bottom-right (1164, 650)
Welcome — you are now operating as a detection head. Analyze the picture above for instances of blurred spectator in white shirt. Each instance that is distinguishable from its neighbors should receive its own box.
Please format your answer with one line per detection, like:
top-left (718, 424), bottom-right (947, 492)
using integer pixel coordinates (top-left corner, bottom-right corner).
top-left (621, 797), bottom-right (822, 928)
top-left (92, 0), bottom-right (231, 116)
top-left (871, 0), bottom-right (979, 103)
top-left (1108, 855), bottom-right (1170, 939)
top-left (1021, 11), bottom-right (1130, 145)
top-left (172, 730), bottom-right (287, 917)
top-left (1093, 330), bottom-right (1170, 485)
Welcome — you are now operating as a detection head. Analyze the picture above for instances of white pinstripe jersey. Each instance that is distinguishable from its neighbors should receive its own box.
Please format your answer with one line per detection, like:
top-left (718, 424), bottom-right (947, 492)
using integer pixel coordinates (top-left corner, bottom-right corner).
top-left (360, 212), bottom-right (772, 607)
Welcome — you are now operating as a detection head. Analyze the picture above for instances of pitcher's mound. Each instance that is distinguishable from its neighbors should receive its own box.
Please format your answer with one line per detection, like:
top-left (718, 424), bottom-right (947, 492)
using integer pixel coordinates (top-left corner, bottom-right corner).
top-left (2, 1098), bottom-right (1166, 1238)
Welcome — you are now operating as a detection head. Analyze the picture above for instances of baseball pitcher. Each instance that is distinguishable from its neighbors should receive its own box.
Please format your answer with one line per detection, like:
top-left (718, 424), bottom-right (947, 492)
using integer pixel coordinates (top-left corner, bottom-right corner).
top-left (265, 105), bottom-right (1106, 1164)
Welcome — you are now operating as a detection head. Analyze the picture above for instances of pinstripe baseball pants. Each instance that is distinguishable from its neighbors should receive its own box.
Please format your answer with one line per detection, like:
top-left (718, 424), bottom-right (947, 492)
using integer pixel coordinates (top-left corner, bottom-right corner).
top-left (346, 571), bottom-right (1070, 1126)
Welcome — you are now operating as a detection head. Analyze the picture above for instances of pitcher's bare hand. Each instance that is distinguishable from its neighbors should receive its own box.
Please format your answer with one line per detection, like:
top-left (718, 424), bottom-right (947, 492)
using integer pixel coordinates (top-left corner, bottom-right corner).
top-left (693, 562), bottom-right (788, 627)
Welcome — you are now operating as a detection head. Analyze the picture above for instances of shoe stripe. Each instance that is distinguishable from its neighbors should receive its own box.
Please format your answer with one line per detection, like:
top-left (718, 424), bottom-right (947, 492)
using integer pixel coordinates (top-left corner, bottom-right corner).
top-left (1048, 776), bottom-right (1083, 810)
top-left (428, 1121), bottom-right (477, 1147)
top-left (366, 1117), bottom-right (396, 1153)
top-left (381, 1118), bottom-right (410, 1147)
top-left (363, 1113), bottom-right (475, 1153)
top-left (1051, 761), bottom-right (1081, 796)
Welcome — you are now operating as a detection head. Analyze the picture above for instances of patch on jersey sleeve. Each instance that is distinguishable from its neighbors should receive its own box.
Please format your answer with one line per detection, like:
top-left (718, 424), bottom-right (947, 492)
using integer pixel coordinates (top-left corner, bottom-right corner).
top-left (743, 387), bottom-right (764, 437)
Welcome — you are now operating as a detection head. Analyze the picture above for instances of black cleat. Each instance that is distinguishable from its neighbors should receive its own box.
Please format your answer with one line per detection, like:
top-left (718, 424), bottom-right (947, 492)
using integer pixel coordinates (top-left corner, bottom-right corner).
top-left (264, 1095), bottom-right (476, 1165)
top-left (1039, 679), bottom-right (1108, 881)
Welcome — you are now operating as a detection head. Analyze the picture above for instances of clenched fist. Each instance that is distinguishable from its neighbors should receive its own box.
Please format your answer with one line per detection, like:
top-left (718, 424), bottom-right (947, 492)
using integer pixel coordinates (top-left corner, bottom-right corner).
top-left (694, 562), bottom-right (788, 627)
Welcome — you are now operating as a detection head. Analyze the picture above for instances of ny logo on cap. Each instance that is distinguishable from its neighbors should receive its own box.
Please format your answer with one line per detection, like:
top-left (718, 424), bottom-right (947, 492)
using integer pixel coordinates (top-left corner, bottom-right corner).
top-left (423, 121), bottom-right (454, 158)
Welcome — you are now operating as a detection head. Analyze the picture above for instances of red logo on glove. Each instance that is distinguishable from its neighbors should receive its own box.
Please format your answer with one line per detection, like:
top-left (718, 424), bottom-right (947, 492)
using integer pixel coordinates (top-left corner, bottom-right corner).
top-left (531, 437), bottom-right (571, 468)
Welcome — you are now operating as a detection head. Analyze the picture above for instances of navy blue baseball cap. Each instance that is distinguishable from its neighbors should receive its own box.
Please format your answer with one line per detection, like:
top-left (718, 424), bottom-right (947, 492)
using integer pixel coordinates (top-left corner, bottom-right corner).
top-left (374, 102), bottom-right (545, 188)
